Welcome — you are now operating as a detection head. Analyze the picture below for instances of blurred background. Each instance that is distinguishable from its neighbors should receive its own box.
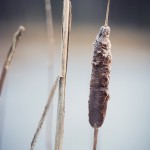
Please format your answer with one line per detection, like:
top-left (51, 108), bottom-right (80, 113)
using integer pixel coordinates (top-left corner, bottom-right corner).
top-left (0, 0), bottom-right (150, 150)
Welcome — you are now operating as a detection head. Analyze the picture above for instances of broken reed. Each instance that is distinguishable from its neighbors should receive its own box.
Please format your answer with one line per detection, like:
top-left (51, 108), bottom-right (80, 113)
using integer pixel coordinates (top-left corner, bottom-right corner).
top-left (55, 0), bottom-right (72, 150)
top-left (88, 0), bottom-right (112, 150)
top-left (30, 0), bottom-right (72, 149)
top-left (30, 76), bottom-right (60, 150)
top-left (0, 26), bottom-right (25, 97)
top-left (44, 0), bottom-right (55, 149)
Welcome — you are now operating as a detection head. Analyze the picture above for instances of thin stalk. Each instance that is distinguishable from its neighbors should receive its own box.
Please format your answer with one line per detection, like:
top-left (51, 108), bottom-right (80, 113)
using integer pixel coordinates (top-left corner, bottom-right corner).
top-left (104, 0), bottom-right (111, 26)
top-left (44, 0), bottom-right (55, 149)
top-left (92, 0), bottom-right (111, 150)
top-left (93, 128), bottom-right (99, 150)
top-left (54, 0), bottom-right (72, 150)
top-left (0, 26), bottom-right (25, 97)
top-left (30, 76), bottom-right (60, 150)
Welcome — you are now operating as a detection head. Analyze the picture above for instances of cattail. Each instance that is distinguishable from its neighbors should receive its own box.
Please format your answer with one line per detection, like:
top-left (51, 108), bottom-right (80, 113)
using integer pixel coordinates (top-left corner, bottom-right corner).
top-left (88, 0), bottom-right (112, 149)
top-left (88, 25), bottom-right (111, 128)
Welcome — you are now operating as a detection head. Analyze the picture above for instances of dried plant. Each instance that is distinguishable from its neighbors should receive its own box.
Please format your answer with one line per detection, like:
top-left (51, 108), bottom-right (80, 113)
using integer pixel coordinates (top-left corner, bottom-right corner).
top-left (30, 0), bottom-right (72, 149)
top-left (0, 26), bottom-right (25, 97)
top-left (88, 0), bottom-right (112, 150)
top-left (54, 0), bottom-right (72, 150)
top-left (30, 76), bottom-right (60, 150)
top-left (44, 0), bottom-right (55, 149)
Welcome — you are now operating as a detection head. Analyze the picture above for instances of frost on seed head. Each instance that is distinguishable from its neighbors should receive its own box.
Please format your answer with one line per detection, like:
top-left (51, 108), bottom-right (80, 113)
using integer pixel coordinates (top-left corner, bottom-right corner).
top-left (100, 26), bottom-right (110, 38)
top-left (94, 26), bottom-right (111, 50)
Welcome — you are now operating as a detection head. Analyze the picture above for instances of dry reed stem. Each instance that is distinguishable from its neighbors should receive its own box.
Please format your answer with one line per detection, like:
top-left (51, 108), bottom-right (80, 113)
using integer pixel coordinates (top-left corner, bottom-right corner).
top-left (0, 26), bottom-right (25, 97)
top-left (54, 0), bottom-right (72, 150)
top-left (30, 76), bottom-right (60, 150)
top-left (105, 0), bottom-right (111, 26)
top-left (44, 0), bottom-right (55, 149)
top-left (93, 128), bottom-right (99, 150)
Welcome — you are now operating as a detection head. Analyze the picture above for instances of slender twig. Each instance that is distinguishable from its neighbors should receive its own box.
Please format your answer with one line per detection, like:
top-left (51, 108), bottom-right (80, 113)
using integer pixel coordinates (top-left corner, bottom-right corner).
top-left (54, 0), bottom-right (72, 150)
top-left (30, 76), bottom-right (60, 150)
top-left (104, 0), bottom-right (111, 26)
top-left (0, 26), bottom-right (25, 97)
top-left (44, 0), bottom-right (55, 149)
top-left (93, 128), bottom-right (99, 150)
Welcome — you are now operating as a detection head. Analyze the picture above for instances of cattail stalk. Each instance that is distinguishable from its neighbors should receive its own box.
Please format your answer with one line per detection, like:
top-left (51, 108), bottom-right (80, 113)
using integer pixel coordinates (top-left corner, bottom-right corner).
top-left (30, 76), bottom-right (60, 150)
top-left (88, 0), bottom-right (112, 150)
top-left (0, 26), bottom-right (25, 97)
top-left (105, 0), bottom-right (110, 26)
top-left (93, 128), bottom-right (99, 150)
top-left (54, 0), bottom-right (72, 150)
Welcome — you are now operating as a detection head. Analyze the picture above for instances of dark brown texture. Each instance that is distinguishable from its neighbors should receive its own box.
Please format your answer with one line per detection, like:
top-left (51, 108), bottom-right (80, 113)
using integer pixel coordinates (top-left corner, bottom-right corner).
top-left (89, 25), bottom-right (112, 128)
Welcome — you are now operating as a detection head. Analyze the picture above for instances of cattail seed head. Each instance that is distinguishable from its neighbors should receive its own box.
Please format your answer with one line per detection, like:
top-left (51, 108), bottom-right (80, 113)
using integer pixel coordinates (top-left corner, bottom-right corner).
top-left (89, 26), bottom-right (112, 128)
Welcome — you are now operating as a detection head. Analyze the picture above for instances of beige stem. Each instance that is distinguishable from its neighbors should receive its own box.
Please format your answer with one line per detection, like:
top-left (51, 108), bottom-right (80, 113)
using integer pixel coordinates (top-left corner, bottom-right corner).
top-left (54, 0), bottom-right (72, 150)
top-left (104, 0), bottom-right (111, 26)
top-left (30, 76), bottom-right (60, 150)
top-left (44, 0), bottom-right (55, 149)
top-left (0, 26), bottom-right (25, 96)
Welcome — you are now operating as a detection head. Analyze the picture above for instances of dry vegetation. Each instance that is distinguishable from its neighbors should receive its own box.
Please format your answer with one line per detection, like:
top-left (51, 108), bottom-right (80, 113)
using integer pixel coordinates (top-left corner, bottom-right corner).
top-left (0, 1), bottom-right (113, 150)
